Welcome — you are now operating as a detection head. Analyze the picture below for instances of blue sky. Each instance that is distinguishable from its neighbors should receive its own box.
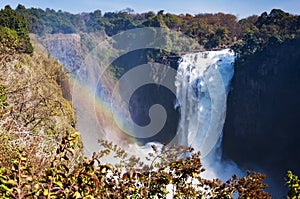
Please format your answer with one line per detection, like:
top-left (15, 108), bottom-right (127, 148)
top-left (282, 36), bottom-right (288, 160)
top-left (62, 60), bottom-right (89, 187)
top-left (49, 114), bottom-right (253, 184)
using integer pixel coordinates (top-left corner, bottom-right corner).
top-left (1, 0), bottom-right (300, 18)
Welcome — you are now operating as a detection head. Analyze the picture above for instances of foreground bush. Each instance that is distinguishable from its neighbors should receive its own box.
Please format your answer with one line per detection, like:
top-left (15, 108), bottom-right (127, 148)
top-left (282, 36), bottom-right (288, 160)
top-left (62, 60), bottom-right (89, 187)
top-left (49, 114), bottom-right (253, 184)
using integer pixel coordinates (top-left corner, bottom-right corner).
top-left (0, 130), bottom-right (272, 198)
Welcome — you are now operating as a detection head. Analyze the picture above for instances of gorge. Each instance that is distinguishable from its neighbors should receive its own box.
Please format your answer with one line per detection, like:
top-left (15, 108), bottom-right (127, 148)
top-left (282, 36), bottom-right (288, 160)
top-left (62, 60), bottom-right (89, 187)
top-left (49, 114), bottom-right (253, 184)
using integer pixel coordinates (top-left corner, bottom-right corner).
top-left (39, 31), bottom-right (300, 198)
top-left (2, 5), bottom-right (300, 198)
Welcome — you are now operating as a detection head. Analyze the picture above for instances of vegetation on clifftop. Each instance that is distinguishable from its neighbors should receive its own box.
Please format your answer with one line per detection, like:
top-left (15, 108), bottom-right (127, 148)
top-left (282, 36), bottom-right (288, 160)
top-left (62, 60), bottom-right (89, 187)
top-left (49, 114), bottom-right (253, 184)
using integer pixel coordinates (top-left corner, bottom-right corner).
top-left (11, 5), bottom-right (300, 52)
top-left (232, 9), bottom-right (300, 65)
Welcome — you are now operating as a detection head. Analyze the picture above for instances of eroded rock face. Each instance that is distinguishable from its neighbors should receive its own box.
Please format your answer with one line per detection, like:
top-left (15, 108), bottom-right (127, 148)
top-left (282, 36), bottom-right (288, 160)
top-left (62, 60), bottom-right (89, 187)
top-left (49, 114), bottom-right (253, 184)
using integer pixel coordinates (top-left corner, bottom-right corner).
top-left (40, 32), bottom-right (107, 73)
top-left (41, 34), bottom-right (84, 72)
top-left (222, 38), bottom-right (300, 197)
top-left (41, 34), bottom-right (181, 145)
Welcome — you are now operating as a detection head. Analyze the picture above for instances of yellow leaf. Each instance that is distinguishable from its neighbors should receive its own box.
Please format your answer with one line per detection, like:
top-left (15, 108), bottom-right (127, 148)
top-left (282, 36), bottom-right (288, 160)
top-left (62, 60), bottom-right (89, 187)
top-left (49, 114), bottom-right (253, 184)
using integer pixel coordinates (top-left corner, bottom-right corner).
top-left (43, 189), bottom-right (48, 196)
top-left (73, 191), bottom-right (81, 199)
top-left (7, 180), bottom-right (18, 186)
top-left (101, 167), bottom-right (106, 173)
top-left (83, 196), bottom-right (94, 199)
top-left (54, 181), bottom-right (63, 188)
top-left (192, 172), bottom-right (198, 178)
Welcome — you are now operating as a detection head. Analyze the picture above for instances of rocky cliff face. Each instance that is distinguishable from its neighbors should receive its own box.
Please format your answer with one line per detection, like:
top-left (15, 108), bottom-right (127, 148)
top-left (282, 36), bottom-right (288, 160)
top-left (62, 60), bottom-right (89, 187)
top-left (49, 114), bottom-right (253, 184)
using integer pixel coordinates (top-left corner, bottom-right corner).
top-left (40, 34), bottom-right (83, 72)
top-left (39, 32), bottom-right (106, 73)
top-left (222, 38), bottom-right (300, 197)
top-left (38, 33), bottom-right (181, 147)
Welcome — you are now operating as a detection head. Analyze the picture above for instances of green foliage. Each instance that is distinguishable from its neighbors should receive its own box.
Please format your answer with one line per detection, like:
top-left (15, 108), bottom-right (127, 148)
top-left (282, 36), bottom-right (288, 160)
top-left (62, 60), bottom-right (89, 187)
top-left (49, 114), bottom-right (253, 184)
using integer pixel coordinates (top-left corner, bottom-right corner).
top-left (0, 131), bottom-right (81, 199)
top-left (11, 4), bottom-right (300, 52)
top-left (11, 5), bottom-right (236, 49)
top-left (286, 171), bottom-right (300, 198)
top-left (102, 12), bottom-right (141, 36)
top-left (7, 4), bottom-right (300, 53)
top-left (0, 5), bottom-right (33, 54)
top-left (0, 27), bottom-right (20, 54)
top-left (163, 13), bottom-right (180, 29)
top-left (143, 12), bottom-right (166, 28)
top-left (0, 134), bottom-right (272, 198)
top-left (233, 9), bottom-right (300, 62)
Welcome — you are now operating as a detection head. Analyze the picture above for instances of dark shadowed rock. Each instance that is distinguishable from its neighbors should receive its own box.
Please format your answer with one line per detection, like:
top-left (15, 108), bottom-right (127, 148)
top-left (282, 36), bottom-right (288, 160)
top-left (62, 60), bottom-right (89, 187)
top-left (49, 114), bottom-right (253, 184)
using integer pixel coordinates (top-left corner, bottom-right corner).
top-left (222, 38), bottom-right (300, 197)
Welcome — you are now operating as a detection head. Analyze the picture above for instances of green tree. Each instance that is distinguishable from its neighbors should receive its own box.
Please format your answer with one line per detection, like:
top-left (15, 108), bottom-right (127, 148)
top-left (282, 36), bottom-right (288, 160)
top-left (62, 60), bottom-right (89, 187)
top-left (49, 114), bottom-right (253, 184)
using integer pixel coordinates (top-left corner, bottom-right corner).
top-left (0, 27), bottom-right (19, 54)
top-left (0, 5), bottom-right (33, 54)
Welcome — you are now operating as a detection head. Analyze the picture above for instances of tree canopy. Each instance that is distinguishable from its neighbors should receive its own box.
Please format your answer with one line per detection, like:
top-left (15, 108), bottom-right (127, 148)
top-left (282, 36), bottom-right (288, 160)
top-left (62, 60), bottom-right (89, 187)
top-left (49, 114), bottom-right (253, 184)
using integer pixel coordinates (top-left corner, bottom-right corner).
top-left (3, 4), bottom-right (297, 52)
top-left (0, 5), bottom-right (33, 54)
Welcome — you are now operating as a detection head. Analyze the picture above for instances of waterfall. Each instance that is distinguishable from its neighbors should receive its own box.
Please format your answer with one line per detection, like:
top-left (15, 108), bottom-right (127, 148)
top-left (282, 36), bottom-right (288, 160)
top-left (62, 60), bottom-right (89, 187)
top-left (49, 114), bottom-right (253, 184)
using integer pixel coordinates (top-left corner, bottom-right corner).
top-left (175, 49), bottom-right (234, 157)
top-left (175, 49), bottom-right (241, 180)
top-left (71, 45), bottom-right (242, 180)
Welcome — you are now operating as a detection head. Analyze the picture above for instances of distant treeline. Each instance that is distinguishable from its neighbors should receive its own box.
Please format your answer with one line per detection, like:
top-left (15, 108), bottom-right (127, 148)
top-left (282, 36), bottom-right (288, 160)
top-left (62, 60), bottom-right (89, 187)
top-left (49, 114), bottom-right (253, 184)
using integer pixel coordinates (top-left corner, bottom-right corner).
top-left (1, 4), bottom-right (300, 57)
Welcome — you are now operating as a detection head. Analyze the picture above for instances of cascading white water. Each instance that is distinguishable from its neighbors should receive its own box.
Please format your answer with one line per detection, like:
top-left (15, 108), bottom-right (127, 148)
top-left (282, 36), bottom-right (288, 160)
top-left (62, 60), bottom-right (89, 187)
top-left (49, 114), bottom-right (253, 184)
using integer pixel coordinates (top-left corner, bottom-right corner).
top-left (175, 49), bottom-right (240, 180)
top-left (175, 49), bottom-right (234, 156)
